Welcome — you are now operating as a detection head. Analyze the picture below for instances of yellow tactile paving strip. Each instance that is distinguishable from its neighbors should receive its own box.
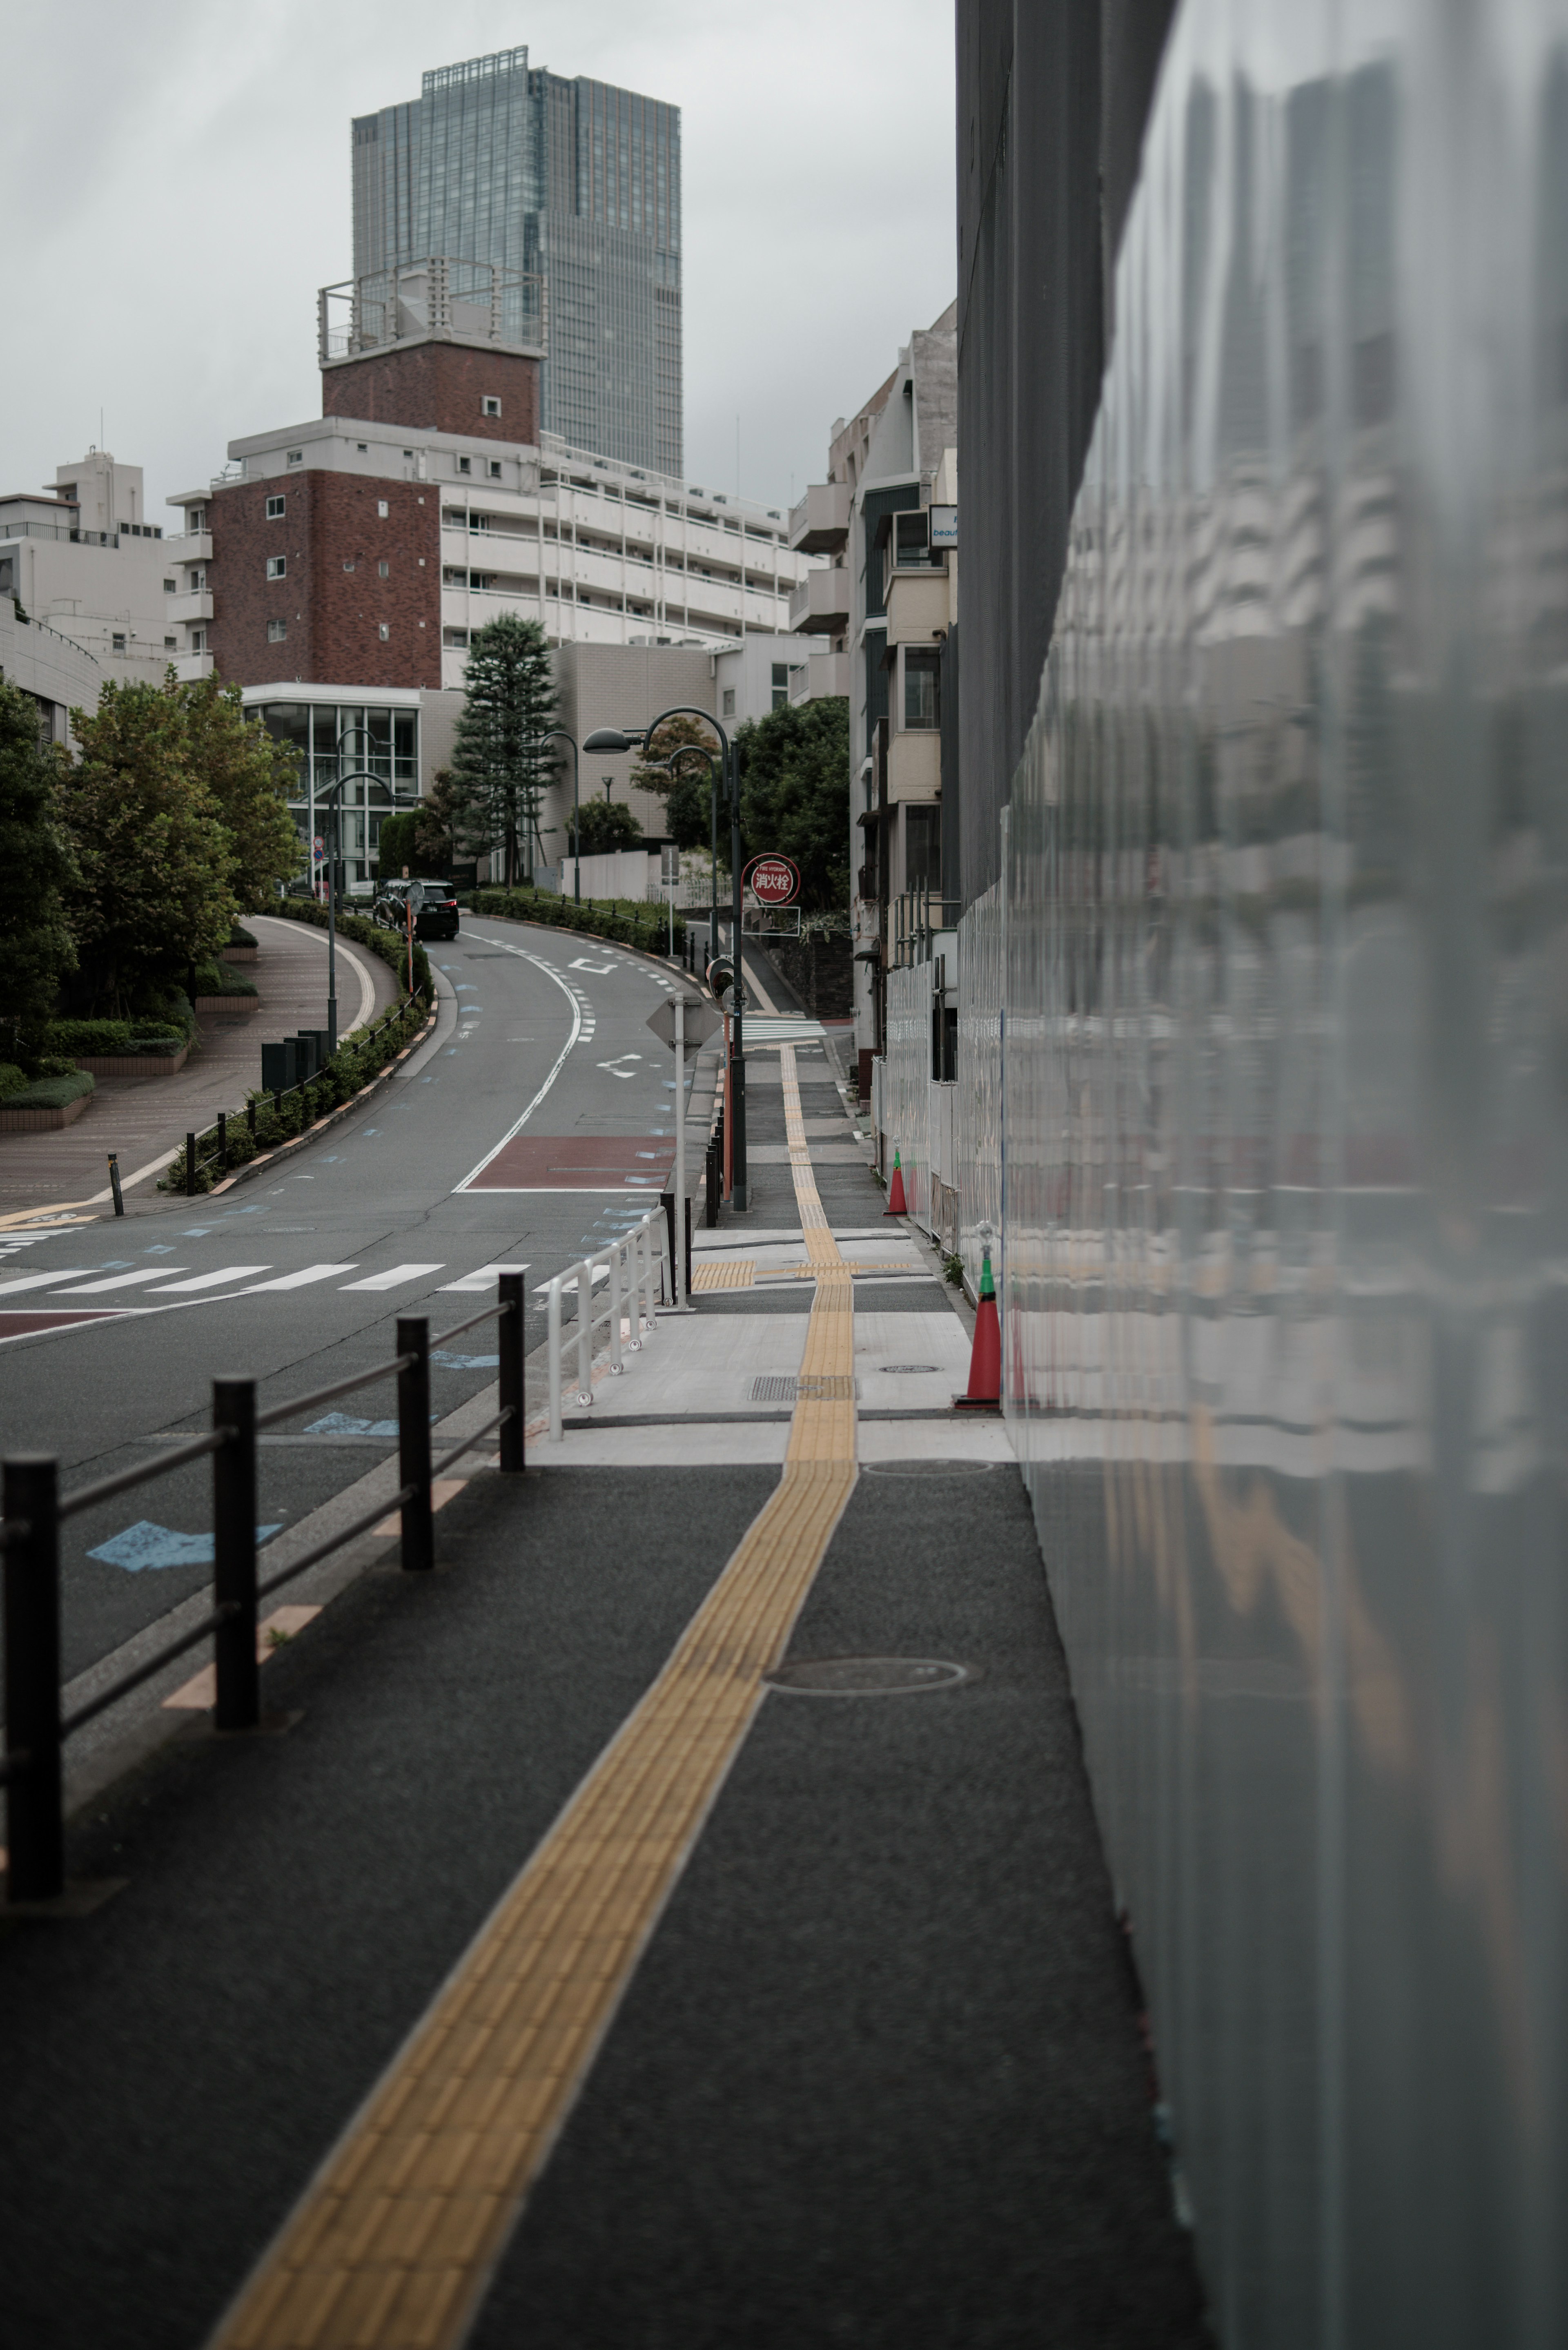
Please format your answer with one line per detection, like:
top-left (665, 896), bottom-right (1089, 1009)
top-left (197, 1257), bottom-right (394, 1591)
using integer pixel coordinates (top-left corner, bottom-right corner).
top-left (209, 1044), bottom-right (855, 2350)
top-left (689, 1258), bottom-right (756, 1291)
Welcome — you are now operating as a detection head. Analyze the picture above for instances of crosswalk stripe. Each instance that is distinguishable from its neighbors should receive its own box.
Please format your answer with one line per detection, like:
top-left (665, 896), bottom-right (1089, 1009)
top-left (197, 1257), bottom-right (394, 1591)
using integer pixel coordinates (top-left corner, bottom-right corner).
top-left (340, 1263), bottom-right (446, 1292)
top-left (241, 1264), bottom-right (359, 1292)
top-left (147, 1266), bottom-right (271, 1293)
top-left (0, 1269), bottom-right (99, 1297)
top-left (53, 1268), bottom-right (190, 1294)
top-left (437, 1262), bottom-right (530, 1292)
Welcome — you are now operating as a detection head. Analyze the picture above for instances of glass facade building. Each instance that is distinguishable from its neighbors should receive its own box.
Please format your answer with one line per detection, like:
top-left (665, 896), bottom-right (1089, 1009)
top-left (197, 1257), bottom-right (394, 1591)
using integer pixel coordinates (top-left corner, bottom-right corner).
top-left (353, 47), bottom-right (682, 478)
top-left (255, 700), bottom-right (420, 894)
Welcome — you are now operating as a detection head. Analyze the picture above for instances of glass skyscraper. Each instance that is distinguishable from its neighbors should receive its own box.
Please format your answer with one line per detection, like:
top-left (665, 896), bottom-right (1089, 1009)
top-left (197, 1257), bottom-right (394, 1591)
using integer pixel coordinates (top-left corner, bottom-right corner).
top-left (352, 47), bottom-right (682, 477)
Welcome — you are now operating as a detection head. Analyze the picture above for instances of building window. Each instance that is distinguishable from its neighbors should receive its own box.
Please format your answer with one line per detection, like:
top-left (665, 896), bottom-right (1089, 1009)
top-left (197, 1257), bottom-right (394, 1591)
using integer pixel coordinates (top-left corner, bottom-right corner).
top-left (444, 627), bottom-right (470, 649)
top-left (188, 504), bottom-right (207, 531)
top-left (265, 494), bottom-right (285, 520)
top-left (266, 555), bottom-right (286, 581)
top-left (482, 396), bottom-right (501, 417)
top-left (163, 577), bottom-right (177, 593)
top-left (286, 449), bottom-right (303, 467)
top-left (722, 688), bottom-right (736, 717)
top-left (267, 618), bottom-right (287, 644)
top-left (112, 633), bottom-right (127, 653)
top-left (378, 623), bottom-right (390, 640)
top-left (904, 805), bottom-right (941, 894)
top-left (356, 442), bottom-right (368, 454)
top-left (378, 560), bottom-right (389, 578)
top-left (489, 460), bottom-right (502, 479)
top-left (377, 499), bottom-right (389, 518)
top-left (771, 661), bottom-right (788, 711)
top-left (190, 629), bottom-right (205, 652)
top-left (903, 647), bottom-right (940, 730)
top-left (457, 455), bottom-right (472, 476)
top-left (164, 635), bottom-right (177, 649)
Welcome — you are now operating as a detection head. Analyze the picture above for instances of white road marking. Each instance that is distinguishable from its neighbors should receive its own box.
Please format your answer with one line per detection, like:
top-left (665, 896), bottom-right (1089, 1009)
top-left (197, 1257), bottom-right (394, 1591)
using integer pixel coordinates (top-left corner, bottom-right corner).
top-left (0, 1268), bottom-right (101, 1297)
top-left (53, 1267), bottom-right (191, 1294)
top-left (146, 1266), bottom-right (271, 1293)
top-left (569, 958), bottom-right (615, 973)
top-left (241, 1264), bottom-right (359, 1291)
top-left (439, 1262), bottom-right (531, 1293)
top-left (452, 939), bottom-right (585, 1192)
top-left (340, 1263), bottom-right (446, 1292)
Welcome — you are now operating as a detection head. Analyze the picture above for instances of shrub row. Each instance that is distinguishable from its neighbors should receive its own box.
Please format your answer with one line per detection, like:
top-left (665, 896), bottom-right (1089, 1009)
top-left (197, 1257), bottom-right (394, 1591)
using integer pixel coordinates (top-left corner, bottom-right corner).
top-left (44, 1018), bottom-right (186, 1058)
top-left (0, 1063), bottom-right (27, 1102)
top-left (160, 988), bottom-right (432, 1193)
top-left (267, 898), bottom-right (432, 1001)
top-left (229, 924), bottom-right (257, 950)
top-left (2, 1069), bottom-right (96, 1113)
top-left (464, 888), bottom-right (684, 957)
top-left (192, 963), bottom-right (258, 999)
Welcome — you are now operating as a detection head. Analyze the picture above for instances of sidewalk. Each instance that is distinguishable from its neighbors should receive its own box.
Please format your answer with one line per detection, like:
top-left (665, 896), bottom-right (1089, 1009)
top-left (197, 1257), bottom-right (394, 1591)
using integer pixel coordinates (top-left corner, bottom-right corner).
top-left (0, 1010), bottom-right (1208, 2348)
top-left (0, 915), bottom-right (400, 1221)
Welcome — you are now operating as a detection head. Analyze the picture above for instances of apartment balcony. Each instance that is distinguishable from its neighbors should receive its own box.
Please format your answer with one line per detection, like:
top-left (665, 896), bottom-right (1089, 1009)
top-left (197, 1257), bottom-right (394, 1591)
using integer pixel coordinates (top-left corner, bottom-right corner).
top-left (788, 481), bottom-right (850, 555)
top-left (161, 530), bottom-right (212, 562)
top-left (167, 589), bottom-right (213, 624)
top-left (884, 565), bottom-right (950, 644)
top-left (887, 728), bottom-right (942, 802)
top-left (789, 649), bottom-right (851, 703)
top-left (788, 566), bottom-right (849, 635)
top-left (170, 650), bottom-right (214, 683)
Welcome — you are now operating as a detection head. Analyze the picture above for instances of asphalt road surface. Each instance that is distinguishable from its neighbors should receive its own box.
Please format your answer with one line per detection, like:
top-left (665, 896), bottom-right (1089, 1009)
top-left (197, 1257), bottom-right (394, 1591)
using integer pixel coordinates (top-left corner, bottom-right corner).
top-left (0, 923), bottom-right (695, 1682)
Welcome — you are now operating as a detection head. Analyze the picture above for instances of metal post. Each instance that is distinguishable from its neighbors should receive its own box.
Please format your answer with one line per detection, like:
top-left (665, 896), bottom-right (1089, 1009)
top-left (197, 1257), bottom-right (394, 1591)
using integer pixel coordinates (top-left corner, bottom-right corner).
top-left (674, 994), bottom-right (686, 1304)
top-left (212, 1378), bottom-right (259, 1731)
top-left (548, 1279), bottom-right (564, 1443)
top-left (608, 1242), bottom-right (624, 1372)
top-left (217, 1110), bottom-right (229, 1175)
top-left (397, 1317), bottom-right (433, 1572)
top-left (107, 1153), bottom-right (125, 1216)
top-left (3, 1456), bottom-right (64, 1902)
top-left (647, 1213), bottom-right (662, 1327)
top-left (575, 1263), bottom-right (593, 1405)
top-left (730, 738), bottom-right (747, 1211)
top-left (499, 1273), bottom-right (525, 1473)
top-left (185, 1131), bottom-right (197, 1196)
top-left (326, 810), bottom-right (339, 1055)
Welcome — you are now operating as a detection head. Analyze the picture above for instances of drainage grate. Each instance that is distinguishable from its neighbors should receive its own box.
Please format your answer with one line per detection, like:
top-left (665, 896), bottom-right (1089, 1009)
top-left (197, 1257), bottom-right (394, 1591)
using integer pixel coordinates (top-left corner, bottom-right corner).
top-left (747, 1373), bottom-right (858, 1405)
top-left (878, 1364), bottom-right (942, 1375)
top-left (766, 1656), bottom-right (975, 1697)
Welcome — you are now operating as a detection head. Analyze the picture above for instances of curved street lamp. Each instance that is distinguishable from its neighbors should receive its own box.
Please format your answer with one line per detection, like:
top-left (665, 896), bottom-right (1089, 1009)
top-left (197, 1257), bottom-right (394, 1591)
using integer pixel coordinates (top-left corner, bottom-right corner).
top-left (526, 729), bottom-right (580, 901)
top-left (584, 709), bottom-right (748, 1210)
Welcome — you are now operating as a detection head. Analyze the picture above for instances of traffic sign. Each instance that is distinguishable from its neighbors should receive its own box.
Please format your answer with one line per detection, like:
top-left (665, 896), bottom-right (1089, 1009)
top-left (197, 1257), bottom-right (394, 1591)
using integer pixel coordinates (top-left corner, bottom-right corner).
top-left (646, 996), bottom-right (722, 1053)
top-left (743, 854), bottom-right (800, 908)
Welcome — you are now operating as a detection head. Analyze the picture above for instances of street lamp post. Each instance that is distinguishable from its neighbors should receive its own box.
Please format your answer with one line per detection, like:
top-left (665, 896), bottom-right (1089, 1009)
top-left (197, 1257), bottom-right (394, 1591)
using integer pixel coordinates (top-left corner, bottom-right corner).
top-left (585, 710), bottom-right (746, 1210)
top-left (527, 729), bottom-right (580, 901)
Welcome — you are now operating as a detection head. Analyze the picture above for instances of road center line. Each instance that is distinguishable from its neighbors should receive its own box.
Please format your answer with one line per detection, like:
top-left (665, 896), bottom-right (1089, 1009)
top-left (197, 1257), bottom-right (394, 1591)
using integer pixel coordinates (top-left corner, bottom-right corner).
top-left (208, 1043), bottom-right (855, 2350)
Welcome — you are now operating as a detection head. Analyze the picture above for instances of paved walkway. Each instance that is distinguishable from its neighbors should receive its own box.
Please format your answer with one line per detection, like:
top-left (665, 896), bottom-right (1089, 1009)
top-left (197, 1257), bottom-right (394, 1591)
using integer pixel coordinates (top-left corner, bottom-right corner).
top-left (0, 916), bottom-right (400, 1222)
top-left (0, 1002), bottom-right (1208, 2348)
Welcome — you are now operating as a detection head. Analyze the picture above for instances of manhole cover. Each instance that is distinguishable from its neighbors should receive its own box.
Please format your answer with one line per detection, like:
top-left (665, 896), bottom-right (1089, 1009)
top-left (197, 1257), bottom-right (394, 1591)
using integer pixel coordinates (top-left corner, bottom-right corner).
top-left (879, 1363), bottom-right (942, 1374)
top-left (864, 1459), bottom-right (999, 1477)
top-left (766, 1656), bottom-right (975, 1697)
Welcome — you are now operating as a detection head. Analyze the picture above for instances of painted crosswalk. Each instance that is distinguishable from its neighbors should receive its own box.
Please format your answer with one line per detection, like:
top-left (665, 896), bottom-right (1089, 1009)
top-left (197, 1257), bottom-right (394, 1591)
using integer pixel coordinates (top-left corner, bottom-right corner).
top-left (341, 1262), bottom-right (446, 1292)
top-left (55, 1267), bottom-right (192, 1294)
top-left (437, 1261), bottom-right (531, 1292)
top-left (0, 1253), bottom-right (558, 1344)
top-left (147, 1266), bottom-right (270, 1293)
top-left (240, 1264), bottom-right (359, 1291)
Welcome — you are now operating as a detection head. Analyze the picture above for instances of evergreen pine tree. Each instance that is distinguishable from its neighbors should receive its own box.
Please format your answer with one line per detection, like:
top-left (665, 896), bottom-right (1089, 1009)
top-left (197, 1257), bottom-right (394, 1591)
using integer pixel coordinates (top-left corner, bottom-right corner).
top-left (450, 615), bottom-right (557, 884)
top-left (0, 676), bottom-right (77, 1067)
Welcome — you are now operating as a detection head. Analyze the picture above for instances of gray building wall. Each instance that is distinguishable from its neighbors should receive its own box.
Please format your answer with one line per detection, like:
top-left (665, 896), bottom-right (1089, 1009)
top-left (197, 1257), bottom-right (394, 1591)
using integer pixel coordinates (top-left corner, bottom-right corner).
top-left (953, 0), bottom-right (1175, 907)
top-left (354, 47), bottom-right (682, 478)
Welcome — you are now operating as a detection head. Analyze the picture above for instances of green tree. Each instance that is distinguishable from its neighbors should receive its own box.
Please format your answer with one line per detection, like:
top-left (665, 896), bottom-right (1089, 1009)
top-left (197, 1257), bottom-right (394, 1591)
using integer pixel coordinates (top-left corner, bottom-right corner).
top-left (177, 674), bottom-right (300, 906)
top-left (633, 713), bottom-right (722, 855)
top-left (735, 696), bottom-right (850, 910)
top-left (0, 676), bottom-right (77, 1066)
top-left (58, 680), bottom-right (236, 1015)
top-left (376, 809), bottom-right (419, 882)
top-left (414, 768), bottom-right (478, 873)
top-left (450, 615), bottom-right (557, 884)
top-left (569, 799), bottom-right (642, 856)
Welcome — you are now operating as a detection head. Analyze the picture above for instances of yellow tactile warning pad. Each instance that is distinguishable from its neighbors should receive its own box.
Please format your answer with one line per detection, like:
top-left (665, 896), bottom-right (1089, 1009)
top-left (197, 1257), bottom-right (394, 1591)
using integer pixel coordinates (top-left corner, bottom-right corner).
top-left (210, 1045), bottom-right (855, 2350)
top-left (689, 1258), bottom-right (755, 1291)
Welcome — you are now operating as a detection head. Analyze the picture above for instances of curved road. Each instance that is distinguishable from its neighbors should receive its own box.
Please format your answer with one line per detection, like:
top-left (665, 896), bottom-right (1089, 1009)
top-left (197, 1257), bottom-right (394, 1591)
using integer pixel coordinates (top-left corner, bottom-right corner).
top-left (0, 921), bottom-right (693, 1680)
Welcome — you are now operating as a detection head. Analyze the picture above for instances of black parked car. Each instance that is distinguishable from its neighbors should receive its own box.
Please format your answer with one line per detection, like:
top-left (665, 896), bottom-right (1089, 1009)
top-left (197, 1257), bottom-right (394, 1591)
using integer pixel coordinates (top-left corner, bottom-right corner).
top-left (373, 878), bottom-right (461, 942)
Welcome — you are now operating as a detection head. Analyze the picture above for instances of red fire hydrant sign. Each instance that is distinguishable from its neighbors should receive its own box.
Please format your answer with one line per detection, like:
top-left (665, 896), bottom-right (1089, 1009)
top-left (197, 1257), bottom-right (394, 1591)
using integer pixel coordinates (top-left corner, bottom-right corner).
top-left (744, 854), bottom-right (801, 907)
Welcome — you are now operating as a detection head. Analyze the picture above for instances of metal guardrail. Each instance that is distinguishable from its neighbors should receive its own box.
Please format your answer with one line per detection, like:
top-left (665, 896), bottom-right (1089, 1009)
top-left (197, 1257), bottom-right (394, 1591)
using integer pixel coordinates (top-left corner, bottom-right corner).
top-left (0, 1275), bottom-right (526, 1906)
top-left (544, 1206), bottom-right (669, 1442)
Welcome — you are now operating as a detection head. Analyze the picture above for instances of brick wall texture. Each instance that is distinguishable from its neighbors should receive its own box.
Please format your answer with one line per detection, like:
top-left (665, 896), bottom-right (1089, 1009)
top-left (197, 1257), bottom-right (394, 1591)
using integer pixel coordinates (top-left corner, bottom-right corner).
top-left (321, 343), bottom-right (541, 445)
top-left (209, 473), bottom-right (440, 689)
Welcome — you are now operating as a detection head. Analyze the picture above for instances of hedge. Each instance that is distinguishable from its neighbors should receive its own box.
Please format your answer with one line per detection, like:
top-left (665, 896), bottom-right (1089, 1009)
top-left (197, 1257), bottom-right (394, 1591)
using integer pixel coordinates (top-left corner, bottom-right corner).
top-left (45, 1018), bottom-right (186, 1058)
top-left (0, 1063), bottom-right (27, 1102)
top-left (4, 1069), bottom-right (95, 1112)
top-left (160, 980), bottom-right (433, 1192)
top-left (267, 899), bottom-right (432, 1000)
top-left (229, 924), bottom-right (257, 950)
top-left (192, 963), bottom-right (259, 999)
top-left (463, 887), bottom-right (684, 957)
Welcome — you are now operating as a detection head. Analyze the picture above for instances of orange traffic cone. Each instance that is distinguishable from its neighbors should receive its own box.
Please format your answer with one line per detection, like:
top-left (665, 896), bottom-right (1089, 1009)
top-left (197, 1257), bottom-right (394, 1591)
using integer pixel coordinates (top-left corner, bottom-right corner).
top-left (884, 1147), bottom-right (908, 1216)
top-left (954, 1242), bottom-right (1002, 1411)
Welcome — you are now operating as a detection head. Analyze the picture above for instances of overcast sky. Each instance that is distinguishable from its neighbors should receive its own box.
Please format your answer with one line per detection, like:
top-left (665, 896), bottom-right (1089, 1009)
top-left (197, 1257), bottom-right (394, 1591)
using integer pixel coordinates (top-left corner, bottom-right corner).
top-left (3, 2), bottom-right (956, 521)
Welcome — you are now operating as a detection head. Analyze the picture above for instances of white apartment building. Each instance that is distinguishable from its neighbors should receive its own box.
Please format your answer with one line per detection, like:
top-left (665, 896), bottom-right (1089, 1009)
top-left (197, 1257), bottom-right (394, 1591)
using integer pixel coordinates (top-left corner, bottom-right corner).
top-left (0, 451), bottom-right (205, 687)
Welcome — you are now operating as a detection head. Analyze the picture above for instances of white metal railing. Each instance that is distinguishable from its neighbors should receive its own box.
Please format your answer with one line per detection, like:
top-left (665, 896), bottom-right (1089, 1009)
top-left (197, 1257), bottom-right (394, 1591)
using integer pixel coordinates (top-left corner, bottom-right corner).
top-left (544, 1204), bottom-right (670, 1442)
